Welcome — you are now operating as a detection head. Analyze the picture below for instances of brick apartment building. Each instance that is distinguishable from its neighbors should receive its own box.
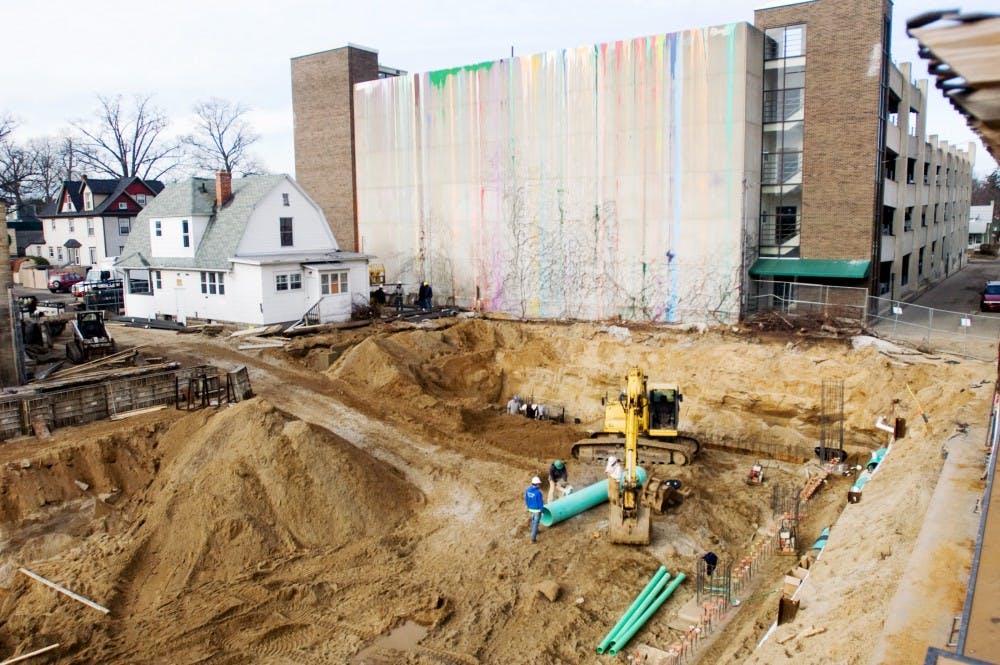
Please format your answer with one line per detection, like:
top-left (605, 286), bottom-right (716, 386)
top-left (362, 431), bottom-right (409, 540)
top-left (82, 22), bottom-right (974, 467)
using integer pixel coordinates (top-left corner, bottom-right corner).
top-left (751, 0), bottom-right (974, 303)
top-left (292, 0), bottom-right (974, 321)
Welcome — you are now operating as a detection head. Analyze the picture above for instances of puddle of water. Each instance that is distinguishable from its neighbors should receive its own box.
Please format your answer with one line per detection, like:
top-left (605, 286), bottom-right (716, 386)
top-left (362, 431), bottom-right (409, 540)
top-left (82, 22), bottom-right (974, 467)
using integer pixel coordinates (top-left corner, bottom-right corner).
top-left (350, 620), bottom-right (429, 664)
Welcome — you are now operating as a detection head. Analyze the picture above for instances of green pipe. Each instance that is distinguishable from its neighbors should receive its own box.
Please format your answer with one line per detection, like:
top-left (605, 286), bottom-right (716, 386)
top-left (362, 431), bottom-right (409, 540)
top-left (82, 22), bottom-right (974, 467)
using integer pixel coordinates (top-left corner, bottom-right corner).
top-left (601, 567), bottom-right (674, 653)
top-left (608, 572), bottom-right (687, 655)
top-left (596, 566), bottom-right (668, 654)
top-left (541, 467), bottom-right (648, 527)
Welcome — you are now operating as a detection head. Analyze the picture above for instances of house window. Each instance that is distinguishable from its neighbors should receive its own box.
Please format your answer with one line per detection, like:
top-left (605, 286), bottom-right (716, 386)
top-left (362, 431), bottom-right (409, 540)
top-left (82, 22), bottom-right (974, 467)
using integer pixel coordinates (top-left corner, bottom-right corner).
top-left (275, 272), bottom-right (302, 291)
top-left (84, 191), bottom-right (93, 210)
top-left (118, 202), bottom-right (128, 210)
top-left (119, 218), bottom-right (131, 234)
top-left (51, 219), bottom-right (55, 230)
top-left (88, 247), bottom-right (96, 263)
top-left (136, 194), bottom-right (147, 205)
top-left (200, 272), bottom-right (225, 295)
top-left (68, 219), bottom-right (74, 233)
top-left (119, 245), bottom-right (125, 254)
top-left (154, 220), bottom-right (162, 237)
top-left (154, 270), bottom-right (162, 290)
top-left (282, 193), bottom-right (290, 206)
top-left (320, 271), bottom-right (348, 295)
top-left (182, 220), bottom-right (190, 248)
top-left (48, 246), bottom-right (54, 258)
top-left (280, 217), bottom-right (293, 246)
top-left (87, 219), bottom-right (95, 236)
top-left (57, 247), bottom-right (63, 261)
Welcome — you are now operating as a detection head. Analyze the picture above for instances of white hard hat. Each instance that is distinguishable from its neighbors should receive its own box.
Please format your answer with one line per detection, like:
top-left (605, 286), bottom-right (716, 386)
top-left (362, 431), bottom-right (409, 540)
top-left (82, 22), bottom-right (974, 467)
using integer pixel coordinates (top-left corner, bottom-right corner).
top-left (531, 476), bottom-right (542, 485)
top-left (608, 455), bottom-right (618, 464)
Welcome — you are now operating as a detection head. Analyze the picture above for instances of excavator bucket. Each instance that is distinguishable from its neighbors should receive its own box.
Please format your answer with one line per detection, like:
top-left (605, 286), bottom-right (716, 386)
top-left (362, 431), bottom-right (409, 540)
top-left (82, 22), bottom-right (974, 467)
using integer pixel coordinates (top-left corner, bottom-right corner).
top-left (640, 477), bottom-right (684, 514)
top-left (609, 503), bottom-right (651, 545)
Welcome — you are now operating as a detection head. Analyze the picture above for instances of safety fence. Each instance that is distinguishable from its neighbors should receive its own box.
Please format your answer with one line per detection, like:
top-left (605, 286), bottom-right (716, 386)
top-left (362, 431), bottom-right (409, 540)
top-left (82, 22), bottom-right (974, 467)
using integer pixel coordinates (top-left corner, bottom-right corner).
top-left (0, 365), bottom-right (253, 442)
top-left (747, 280), bottom-right (1000, 362)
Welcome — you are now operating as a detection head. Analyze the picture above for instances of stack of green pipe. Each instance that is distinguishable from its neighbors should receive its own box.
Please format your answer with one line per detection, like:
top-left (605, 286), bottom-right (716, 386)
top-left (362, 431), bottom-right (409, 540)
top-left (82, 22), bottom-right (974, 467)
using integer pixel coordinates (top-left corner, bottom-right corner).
top-left (608, 573), bottom-right (686, 655)
top-left (541, 467), bottom-right (648, 527)
top-left (596, 566), bottom-right (668, 654)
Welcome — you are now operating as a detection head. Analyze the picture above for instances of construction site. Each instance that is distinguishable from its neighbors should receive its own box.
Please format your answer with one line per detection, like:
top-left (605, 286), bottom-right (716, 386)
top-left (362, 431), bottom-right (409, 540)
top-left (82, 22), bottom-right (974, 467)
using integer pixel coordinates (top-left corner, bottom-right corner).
top-left (0, 308), bottom-right (995, 664)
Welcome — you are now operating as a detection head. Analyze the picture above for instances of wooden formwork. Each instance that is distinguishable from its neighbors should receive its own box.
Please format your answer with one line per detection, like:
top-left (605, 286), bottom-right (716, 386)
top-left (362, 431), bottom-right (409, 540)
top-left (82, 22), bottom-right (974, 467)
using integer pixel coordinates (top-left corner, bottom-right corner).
top-left (0, 365), bottom-right (252, 442)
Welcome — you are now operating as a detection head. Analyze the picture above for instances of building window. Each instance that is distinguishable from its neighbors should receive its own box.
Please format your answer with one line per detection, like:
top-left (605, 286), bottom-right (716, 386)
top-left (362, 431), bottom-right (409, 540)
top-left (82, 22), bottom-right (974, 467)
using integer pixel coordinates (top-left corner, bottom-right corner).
top-left (883, 148), bottom-right (897, 181)
top-left (68, 219), bottom-right (74, 233)
top-left (88, 247), bottom-right (96, 263)
top-left (882, 205), bottom-right (895, 236)
top-left (48, 246), bottom-right (54, 258)
top-left (57, 247), bottom-right (63, 261)
top-left (282, 193), bottom-right (290, 206)
top-left (923, 163), bottom-right (930, 185)
top-left (275, 272), bottom-right (302, 291)
top-left (154, 220), bottom-right (162, 237)
top-left (136, 194), bottom-right (147, 205)
top-left (118, 202), bottom-right (128, 210)
top-left (901, 253), bottom-right (910, 286)
top-left (763, 25), bottom-right (806, 60)
top-left (280, 217), bottom-right (293, 246)
top-left (320, 271), bottom-right (348, 295)
top-left (87, 219), bottom-right (95, 236)
top-left (200, 272), bottom-right (225, 295)
top-left (84, 191), bottom-right (93, 210)
top-left (918, 248), bottom-right (924, 276)
top-left (119, 218), bottom-right (131, 234)
top-left (903, 207), bottom-right (913, 232)
top-left (51, 219), bottom-right (55, 230)
top-left (906, 158), bottom-right (916, 184)
top-left (154, 271), bottom-right (162, 290)
top-left (921, 206), bottom-right (927, 227)
top-left (182, 220), bottom-right (190, 248)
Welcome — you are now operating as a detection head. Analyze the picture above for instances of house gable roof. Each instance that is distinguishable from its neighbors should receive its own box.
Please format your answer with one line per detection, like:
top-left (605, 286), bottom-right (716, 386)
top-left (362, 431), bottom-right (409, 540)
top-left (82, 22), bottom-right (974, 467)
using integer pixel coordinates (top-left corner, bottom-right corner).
top-left (39, 176), bottom-right (165, 218)
top-left (121, 174), bottom-right (296, 271)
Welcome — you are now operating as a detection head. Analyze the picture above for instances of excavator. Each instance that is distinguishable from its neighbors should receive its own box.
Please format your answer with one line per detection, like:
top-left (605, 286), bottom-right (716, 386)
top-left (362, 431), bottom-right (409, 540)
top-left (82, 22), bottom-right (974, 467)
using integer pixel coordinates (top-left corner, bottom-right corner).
top-left (609, 366), bottom-right (653, 544)
top-left (571, 369), bottom-right (700, 466)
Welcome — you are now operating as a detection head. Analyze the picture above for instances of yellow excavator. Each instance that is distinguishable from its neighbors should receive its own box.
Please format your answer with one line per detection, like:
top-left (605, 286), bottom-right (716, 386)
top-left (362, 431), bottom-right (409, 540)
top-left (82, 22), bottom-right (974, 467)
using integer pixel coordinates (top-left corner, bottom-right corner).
top-left (608, 366), bottom-right (653, 544)
top-left (571, 369), bottom-right (700, 466)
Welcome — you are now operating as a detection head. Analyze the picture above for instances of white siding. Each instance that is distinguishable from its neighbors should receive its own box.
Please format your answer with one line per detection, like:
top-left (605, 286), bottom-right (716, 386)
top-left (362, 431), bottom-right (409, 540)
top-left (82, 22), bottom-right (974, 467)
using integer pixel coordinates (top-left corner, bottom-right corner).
top-left (236, 179), bottom-right (340, 255)
top-left (148, 215), bottom-right (210, 258)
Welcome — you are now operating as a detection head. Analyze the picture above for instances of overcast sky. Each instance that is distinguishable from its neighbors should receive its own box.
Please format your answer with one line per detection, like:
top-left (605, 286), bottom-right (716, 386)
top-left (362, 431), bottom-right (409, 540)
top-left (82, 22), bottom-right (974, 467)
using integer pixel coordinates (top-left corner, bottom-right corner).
top-left (5, 0), bottom-right (997, 179)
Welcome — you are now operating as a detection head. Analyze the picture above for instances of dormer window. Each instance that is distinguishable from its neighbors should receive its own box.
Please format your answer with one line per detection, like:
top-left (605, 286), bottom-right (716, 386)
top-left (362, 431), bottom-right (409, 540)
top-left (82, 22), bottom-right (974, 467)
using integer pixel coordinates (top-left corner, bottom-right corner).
top-left (136, 194), bottom-right (147, 205)
top-left (84, 191), bottom-right (94, 211)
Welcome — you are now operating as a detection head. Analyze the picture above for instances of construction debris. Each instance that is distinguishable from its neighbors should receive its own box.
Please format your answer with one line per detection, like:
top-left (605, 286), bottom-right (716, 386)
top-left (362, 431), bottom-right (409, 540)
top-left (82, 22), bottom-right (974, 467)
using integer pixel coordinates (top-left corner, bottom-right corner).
top-left (18, 568), bottom-right (109, 614)
top-left (535, 580), bottom-right (561, 602)
top-left (0, 643), bottom-right (61, 665)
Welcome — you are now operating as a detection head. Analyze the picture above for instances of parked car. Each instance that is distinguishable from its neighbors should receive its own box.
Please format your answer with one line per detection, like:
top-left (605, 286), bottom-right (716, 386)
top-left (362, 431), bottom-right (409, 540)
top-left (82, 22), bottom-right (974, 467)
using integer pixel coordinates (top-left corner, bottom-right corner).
top-left (72, 267), bottom-right (126, 297)
top-left (981, 281), bottom-right (1000, 312)
top-left (48, 271), bottom-right (85, 293)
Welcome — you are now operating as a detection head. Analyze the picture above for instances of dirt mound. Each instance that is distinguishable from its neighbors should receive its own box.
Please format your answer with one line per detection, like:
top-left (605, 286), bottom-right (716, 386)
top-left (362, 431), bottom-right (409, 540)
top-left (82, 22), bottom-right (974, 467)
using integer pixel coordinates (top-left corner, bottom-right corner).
top-left (114, 398), bottom-right (421, 607)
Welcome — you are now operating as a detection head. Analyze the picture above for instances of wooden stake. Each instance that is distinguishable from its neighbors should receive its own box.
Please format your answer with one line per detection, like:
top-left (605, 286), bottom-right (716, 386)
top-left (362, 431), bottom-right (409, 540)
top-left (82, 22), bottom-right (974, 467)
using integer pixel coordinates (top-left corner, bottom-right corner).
top-left (0, 644), bottom-right (60, 664)
top-left (18, 568), bottom-right (109, 614)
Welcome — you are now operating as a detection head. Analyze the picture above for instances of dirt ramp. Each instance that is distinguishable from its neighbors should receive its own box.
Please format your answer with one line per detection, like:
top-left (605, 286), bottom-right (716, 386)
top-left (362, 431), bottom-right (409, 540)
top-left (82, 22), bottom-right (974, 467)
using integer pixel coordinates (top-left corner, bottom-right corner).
top-left (117, 398), bottom-right (421, 610)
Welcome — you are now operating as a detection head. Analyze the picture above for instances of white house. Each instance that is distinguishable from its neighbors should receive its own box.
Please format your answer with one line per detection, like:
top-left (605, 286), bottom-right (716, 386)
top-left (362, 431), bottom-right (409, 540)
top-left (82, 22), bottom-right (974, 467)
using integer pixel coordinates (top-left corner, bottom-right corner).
top-left (118, 172), bottom-right (371, 326)
top-left (968, 203), bottom-right (995, 248)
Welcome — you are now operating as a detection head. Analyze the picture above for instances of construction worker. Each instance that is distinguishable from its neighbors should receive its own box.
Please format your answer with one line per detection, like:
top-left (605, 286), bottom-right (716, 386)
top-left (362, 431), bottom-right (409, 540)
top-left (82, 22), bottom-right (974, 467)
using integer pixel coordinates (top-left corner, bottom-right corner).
top-left (506, 395), bottom-right (521, 415)
top-left (605, 456), bottom-right (623, 503)
top-left (548, 460), bottom-right (569, 504)
top-left (393, 283), bottom-right (404, 313)
top-left (525, 476), bottom-right (545, 543)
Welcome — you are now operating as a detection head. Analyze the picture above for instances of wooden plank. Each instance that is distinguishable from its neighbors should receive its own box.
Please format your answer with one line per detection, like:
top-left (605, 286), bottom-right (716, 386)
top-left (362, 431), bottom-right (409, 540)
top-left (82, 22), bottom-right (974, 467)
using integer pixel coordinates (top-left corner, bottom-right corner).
top-left (18, 567), bottom-right (109, 614)
top-left (0, 644), bottom-right (61, 664)
top-left (110, 405), bottom-right (167, 421)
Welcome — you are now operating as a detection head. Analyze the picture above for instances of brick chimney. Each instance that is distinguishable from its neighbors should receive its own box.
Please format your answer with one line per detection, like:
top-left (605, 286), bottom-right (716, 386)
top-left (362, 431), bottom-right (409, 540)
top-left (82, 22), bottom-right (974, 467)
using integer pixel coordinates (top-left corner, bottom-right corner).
top-left (215, 171), bottom-right (232, 207)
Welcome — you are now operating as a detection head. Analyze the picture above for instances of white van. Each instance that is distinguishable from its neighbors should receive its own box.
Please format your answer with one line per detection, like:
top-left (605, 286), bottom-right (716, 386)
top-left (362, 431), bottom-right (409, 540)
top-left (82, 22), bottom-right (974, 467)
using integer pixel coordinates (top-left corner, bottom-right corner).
top-left (72, 266), bottom-right (125, 297)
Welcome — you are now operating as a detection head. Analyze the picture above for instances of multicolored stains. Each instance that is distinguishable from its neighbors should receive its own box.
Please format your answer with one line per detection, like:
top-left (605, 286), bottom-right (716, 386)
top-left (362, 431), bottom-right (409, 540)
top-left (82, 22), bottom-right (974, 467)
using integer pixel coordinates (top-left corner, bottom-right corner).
top-left (427, 60), bottom-right (496, 88)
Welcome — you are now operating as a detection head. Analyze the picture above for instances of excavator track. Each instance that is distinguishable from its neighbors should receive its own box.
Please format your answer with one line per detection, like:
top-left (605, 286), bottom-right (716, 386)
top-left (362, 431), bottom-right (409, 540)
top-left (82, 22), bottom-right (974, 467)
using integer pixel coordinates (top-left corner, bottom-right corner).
top-left (571, 433), bottom-right (700, 466)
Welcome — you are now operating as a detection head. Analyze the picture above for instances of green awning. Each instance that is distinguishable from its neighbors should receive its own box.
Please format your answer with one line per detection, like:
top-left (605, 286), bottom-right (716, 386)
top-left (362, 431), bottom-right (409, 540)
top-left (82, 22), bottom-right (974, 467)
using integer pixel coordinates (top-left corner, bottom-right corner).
top-left (749, 258), bottom-right (871, 279)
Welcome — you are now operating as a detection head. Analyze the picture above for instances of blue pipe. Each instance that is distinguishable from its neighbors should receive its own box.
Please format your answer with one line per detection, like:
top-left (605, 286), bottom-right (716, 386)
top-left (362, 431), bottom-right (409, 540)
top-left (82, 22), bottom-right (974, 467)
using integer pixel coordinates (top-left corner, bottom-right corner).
top-left (596, 566), bottom-right (668, 654)
top-left (608, 573), bottom-right (687, 655)
top-left (541, 467), bottom-right (648, 527)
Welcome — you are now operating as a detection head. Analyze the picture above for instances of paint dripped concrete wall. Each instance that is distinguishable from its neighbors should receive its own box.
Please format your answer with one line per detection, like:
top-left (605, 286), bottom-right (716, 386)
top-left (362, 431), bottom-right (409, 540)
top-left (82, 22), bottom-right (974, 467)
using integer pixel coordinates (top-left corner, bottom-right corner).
top-left (355, 22), bottom-right (762, 323)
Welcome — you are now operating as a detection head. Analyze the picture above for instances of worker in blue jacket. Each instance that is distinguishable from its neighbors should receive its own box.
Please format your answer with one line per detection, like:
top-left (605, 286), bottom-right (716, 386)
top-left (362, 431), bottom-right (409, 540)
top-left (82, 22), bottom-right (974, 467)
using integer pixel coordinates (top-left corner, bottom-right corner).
top-left (524, 476), bottom-right (545, 543)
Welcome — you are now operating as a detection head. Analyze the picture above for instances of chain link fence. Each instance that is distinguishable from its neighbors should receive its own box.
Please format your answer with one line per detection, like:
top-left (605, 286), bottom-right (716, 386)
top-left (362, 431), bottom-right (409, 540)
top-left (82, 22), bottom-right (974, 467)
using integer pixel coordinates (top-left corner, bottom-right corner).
top-left (748, 279), bottom-right (1000, 361)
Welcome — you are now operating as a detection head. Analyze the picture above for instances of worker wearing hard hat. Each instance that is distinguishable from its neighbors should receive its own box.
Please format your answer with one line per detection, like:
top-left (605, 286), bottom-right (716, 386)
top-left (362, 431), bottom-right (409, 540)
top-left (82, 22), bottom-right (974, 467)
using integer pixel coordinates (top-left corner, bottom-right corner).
top-left (605, 456), bottom-right (623, 503)
top-left (548, 459), bottom-right (569, 504)
top-left (524, 476), bottom-right (545, 543)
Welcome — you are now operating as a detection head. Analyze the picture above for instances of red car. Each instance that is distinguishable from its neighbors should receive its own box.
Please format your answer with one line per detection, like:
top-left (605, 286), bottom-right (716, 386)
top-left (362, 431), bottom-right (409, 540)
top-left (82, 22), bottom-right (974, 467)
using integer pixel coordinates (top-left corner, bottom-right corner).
top-left (980, 281), bottom-right (1000, 312)
top-left (48, 271), bottom-right (85, 294)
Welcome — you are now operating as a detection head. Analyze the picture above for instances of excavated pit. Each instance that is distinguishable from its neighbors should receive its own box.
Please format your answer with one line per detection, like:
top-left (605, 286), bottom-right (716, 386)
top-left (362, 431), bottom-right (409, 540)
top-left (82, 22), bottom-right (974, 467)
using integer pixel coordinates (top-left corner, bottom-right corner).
top-left (0, 317), bottom-right (991, 664)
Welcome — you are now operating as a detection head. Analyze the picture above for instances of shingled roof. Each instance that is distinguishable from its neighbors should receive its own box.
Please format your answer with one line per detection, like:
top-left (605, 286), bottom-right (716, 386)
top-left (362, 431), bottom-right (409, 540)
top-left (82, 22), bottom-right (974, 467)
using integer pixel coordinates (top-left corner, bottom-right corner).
top-left (120, 174), bottom-right (295, 271)
top-left (39, 176), bottom-right (165, 217)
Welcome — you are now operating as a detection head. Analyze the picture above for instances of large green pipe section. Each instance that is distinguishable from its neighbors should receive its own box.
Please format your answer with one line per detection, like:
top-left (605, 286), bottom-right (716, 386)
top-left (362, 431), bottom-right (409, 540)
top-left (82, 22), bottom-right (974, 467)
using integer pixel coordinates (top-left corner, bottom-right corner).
top-left (608, 572), bottom-right (687, 655)
top-left (541, 466), bottom-right (648, 527)
top-left (597, 566), bottom-right (674, 654)
top-left (596, 566), bottom-right (668, 654)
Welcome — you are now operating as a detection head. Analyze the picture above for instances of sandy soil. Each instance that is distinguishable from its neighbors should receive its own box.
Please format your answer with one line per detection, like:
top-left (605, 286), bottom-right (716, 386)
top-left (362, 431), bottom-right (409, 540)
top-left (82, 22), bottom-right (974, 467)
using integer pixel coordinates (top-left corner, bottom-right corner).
top-left (0, 316), bottom-right (991, 664)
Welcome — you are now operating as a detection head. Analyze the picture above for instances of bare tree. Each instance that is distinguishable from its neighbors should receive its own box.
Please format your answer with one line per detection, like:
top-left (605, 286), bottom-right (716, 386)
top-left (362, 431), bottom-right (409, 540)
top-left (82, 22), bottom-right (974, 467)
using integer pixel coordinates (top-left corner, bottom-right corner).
top-left (0, 114), bottom-right (14, 144)
top-left (28, 136), bottom-right (67, 203)
top-left (182, 98), bottom-right (263, 176)
top-left (71, 94), bottom-right (181, 180)
top-left (0, 139), bottom-right (38, 207)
